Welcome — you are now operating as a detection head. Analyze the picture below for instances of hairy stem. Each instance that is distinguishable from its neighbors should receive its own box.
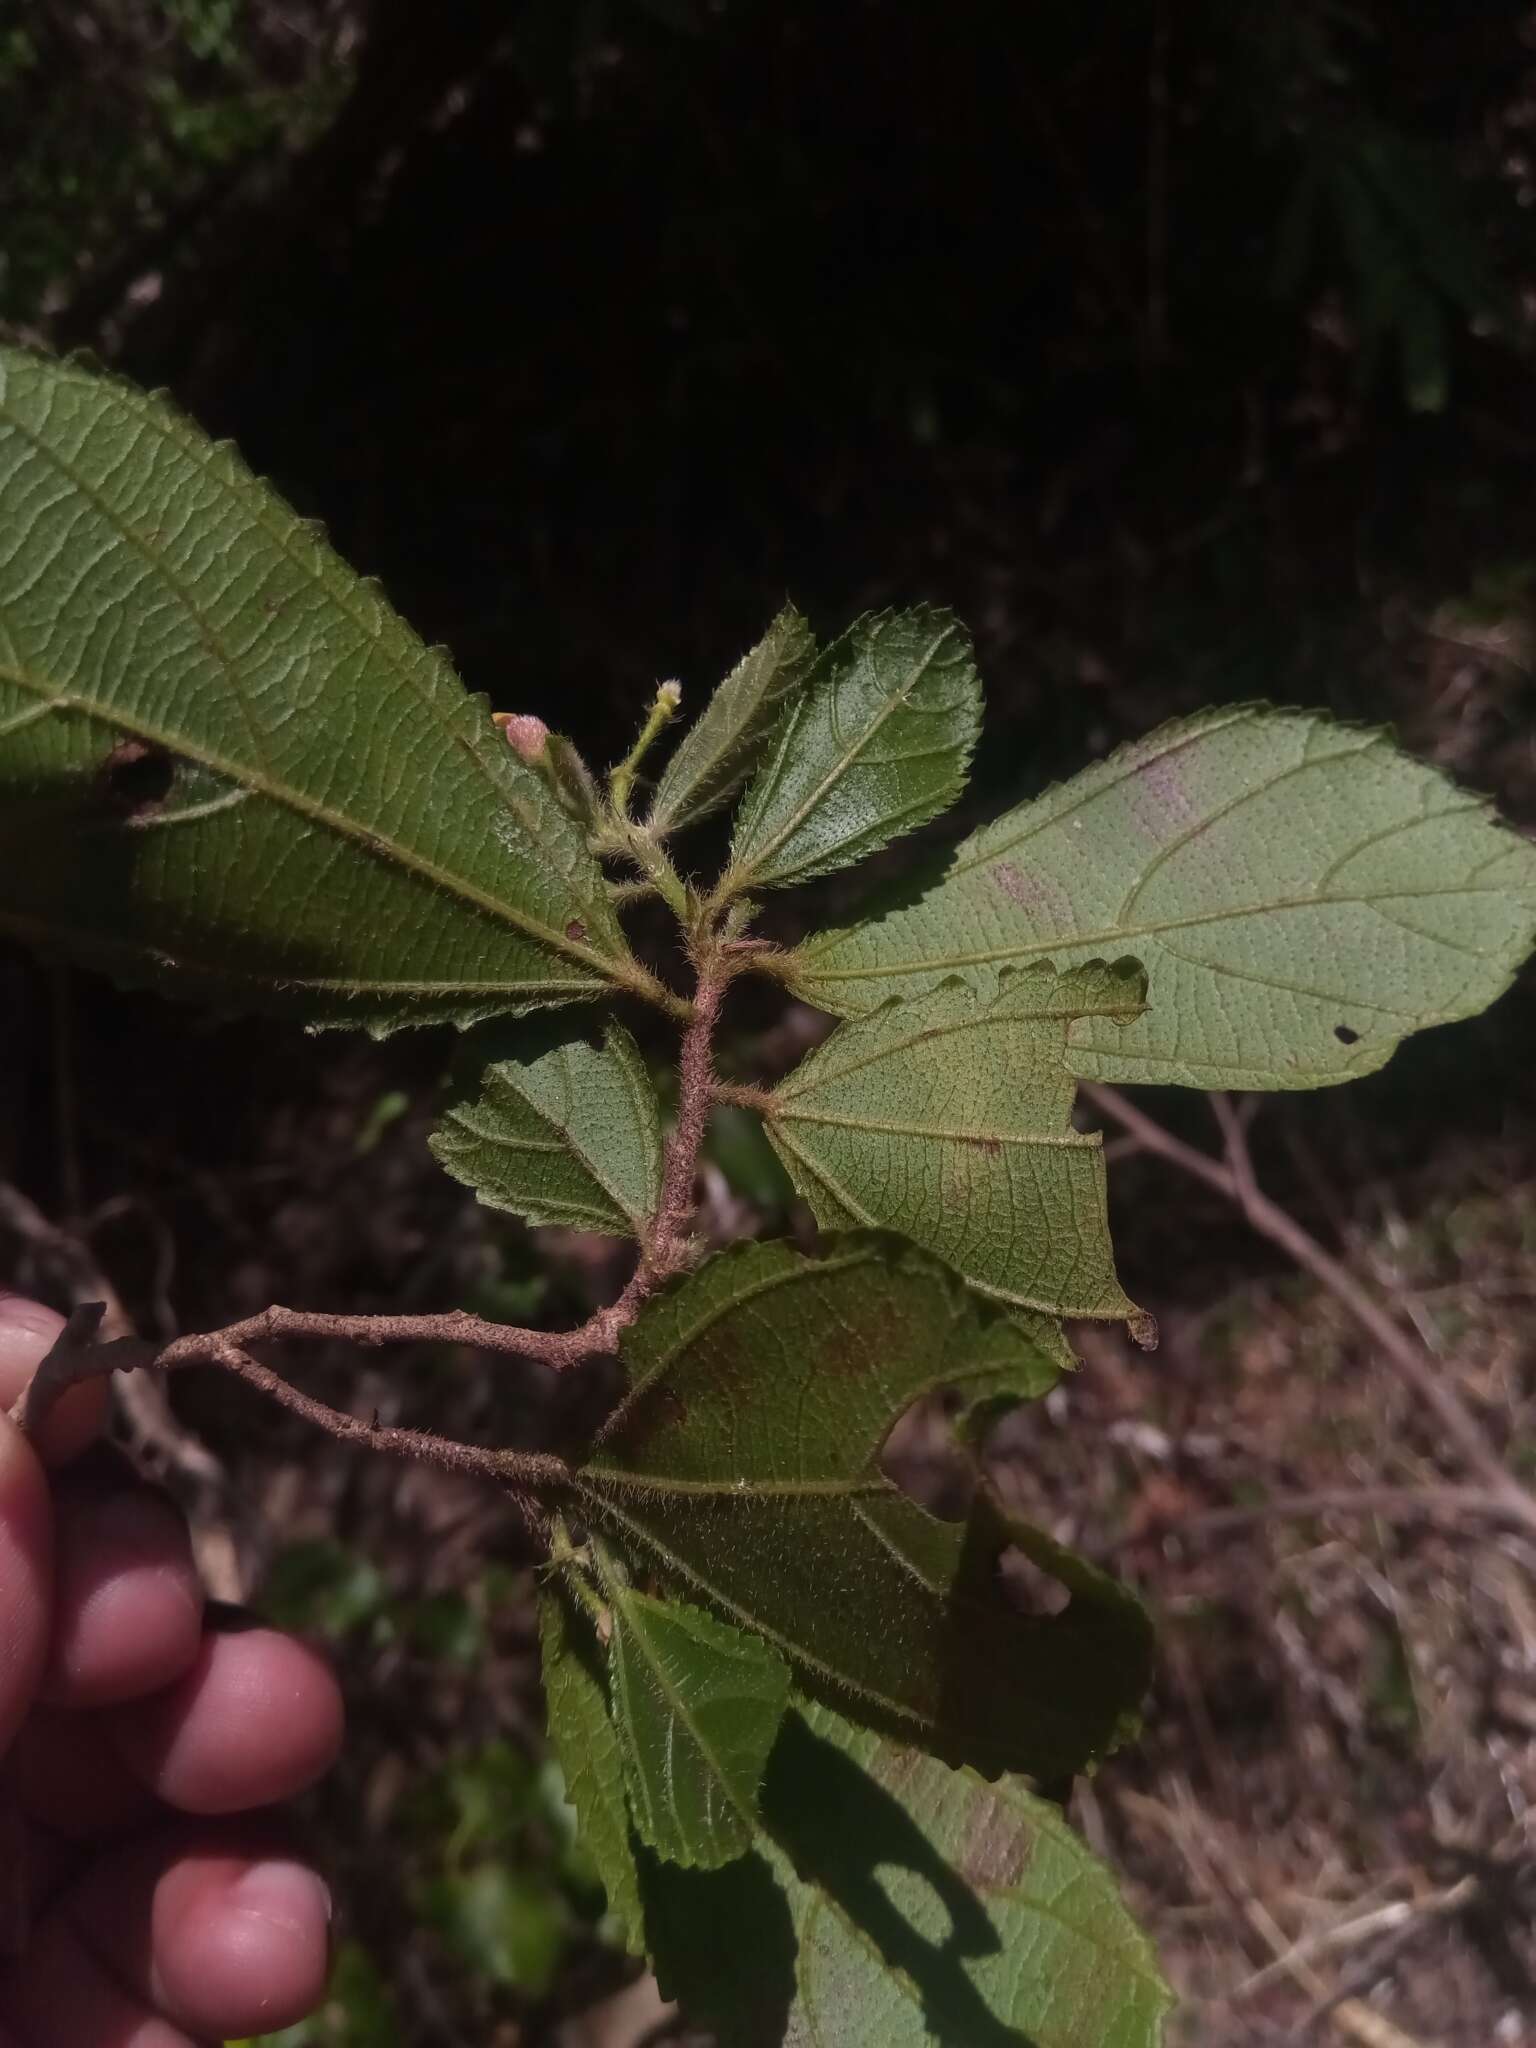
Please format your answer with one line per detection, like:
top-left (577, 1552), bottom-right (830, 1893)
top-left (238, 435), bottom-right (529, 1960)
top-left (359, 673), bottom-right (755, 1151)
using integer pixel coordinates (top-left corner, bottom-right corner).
top-left (10, 924), bottom-right (740, 1496)
top-left (10, 1307), bottom-right (570, 1490)
top-left (654, 949), bottom-right (726, 1262)
top-left (601, 815), bottom-right (691, 919)
top-left (711, 1079), bottom-right (773, 1114)
top-left (609, 680), bottom-right (682, 819)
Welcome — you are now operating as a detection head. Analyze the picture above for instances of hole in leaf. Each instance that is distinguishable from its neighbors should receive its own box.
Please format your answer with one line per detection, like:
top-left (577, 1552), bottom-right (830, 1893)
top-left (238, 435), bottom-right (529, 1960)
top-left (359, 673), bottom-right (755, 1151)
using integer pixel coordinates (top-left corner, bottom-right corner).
top-left (1334, 1024), bottom-right (1360, 1045)
top-left (98, 739), bottom-right (175, 814)
top-left (880, 1394), bottom-right (975, 1522)
top-left (996, 1545), bottom-right (1072, 1618)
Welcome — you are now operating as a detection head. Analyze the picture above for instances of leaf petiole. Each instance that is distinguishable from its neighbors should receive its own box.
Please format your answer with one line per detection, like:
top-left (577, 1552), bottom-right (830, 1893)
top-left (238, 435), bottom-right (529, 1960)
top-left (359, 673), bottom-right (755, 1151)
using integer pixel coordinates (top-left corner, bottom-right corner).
top-left (609, 679), bottom-right (683, 820)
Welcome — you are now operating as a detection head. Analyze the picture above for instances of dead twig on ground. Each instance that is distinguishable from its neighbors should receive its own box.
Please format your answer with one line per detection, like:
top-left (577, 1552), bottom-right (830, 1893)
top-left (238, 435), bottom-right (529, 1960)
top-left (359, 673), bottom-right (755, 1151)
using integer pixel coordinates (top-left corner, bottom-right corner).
top-left (1120, 1784), bottom-right (1434, 2048)
top-left (1083, 1086), bottom-right (1536, 1540)
top-left (1231, 1878), bottom-right (1479, 2001)
top-left (1100, 1484), bottom-right (1536, 1551)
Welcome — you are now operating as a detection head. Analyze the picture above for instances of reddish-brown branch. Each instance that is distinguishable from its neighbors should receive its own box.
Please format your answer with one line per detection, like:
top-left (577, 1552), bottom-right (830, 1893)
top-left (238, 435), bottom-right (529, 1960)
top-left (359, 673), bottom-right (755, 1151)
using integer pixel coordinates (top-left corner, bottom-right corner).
top-left (652, 956), bottom-right (726, 1265)
top-left (207, 1341), bottom-right (570, 1490)
top-left (9, 934), bottom-right (740, 1495)
top-left (1084, 1083), bottom-right (1536, 1540)
top-left (10, 1308), bottom-right (570, 1491)
top-left (159, 1299), bottom-right (628, 1373)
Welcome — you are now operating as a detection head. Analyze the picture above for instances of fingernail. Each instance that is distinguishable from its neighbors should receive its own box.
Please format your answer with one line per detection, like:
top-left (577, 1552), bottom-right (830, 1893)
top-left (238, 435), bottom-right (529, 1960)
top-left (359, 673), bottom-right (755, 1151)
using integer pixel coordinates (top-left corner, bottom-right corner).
top-left (232, 1859), bottom-right (333, 1932)
top-left (0, 1295), bottom-right (63, 1339)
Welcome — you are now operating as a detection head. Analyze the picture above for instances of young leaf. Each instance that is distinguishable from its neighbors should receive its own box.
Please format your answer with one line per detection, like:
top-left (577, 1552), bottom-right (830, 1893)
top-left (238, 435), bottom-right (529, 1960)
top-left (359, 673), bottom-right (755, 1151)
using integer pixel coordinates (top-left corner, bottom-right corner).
top-left (643, 1697), bottom-right (1173, 2048)
top-left (646, 602), bottom-right (817, 834)
top-left (763, 960), bottom-right (1151, 1333)
top-left (429, 1019), bottom-right (663, 1236)
top-left (794, 704), bottom-right (1536, 1089)
top-left (576, 1236), bottom-right (1151, 1779)
top-left (721, 607), bottom-right (981, 895)
top-left (0, 347), bottom-right (656, 1028)
top-left (594, 1545), bottom-right (791, 1871)
top-left (537, 1580), bottom-right (645, 1954)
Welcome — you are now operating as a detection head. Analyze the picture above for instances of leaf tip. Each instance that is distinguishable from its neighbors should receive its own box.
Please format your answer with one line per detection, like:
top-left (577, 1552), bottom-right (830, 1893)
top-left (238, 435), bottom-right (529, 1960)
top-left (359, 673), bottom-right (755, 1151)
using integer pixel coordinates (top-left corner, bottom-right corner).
top-left (1126, 1307), bottom-right (1159, 1351)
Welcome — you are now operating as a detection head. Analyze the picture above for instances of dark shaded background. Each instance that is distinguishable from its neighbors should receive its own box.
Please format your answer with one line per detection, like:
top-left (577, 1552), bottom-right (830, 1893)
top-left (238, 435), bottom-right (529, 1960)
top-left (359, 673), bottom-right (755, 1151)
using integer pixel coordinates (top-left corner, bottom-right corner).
top-left (4, 4), bottom-right (1536, 2042)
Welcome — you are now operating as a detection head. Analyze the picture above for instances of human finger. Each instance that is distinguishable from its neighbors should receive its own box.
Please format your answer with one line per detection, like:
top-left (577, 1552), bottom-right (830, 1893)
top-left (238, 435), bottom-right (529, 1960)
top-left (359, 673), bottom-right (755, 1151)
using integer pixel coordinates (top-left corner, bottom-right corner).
top-left (0, 1296), bottom-right (108, 1470)
top-left (0, 1908), bottom-right (199, 2048)
top-left (64, 1818), bottom-right (331, 2044)
top-left (40, 1482), bottom-right (203, 1709)
top-left (11, 1706), bottom-right (157, 1840)
top-left (109, 1625), bottom-right (343, 1814)
top-left (0, 1412), bottom-right (51, 1754)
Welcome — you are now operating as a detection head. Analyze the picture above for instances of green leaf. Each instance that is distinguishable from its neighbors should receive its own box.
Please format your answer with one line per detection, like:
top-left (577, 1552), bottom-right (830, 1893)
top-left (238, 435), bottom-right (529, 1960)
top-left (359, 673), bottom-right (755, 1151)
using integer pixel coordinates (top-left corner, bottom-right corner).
top-left (595, 1545), bottom-right (791, 1870)
top-left (644, 1697), bottom-right (1173, 2048)
top-left (576, 1236), bottom-right (1151, 1779)
top-left (0, 346), bottom-right (657, 1027)
top-left (722, 607), bottom-right (980, 895)
top-left (544, 731), bottom-right (605, 828)
top-left (538, 1579), bottom-right (645, 1954)
top-left (647, 602), bottom-right (817, 834)
top-left (795, 704), bottom-right (1536, 1089)
top-left (764, 961), bottom-right (1151, 1333)
top-left (429, 1018), bottom-right (663, 1237)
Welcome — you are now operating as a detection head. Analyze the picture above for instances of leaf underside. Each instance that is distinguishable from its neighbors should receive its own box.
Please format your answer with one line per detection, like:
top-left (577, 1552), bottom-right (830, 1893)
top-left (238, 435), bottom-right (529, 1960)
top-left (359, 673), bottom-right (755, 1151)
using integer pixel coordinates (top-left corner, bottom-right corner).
top-left (0, 346), bottom-right (640, 1028)
top-left (577, 1235), bottom-right (1151, 1780)
top-left (644, 1696), bottom-right (1173, 2048)
top-left (726, 606), bottom-right (981, 894)
top-left (430, 1018), bottom-right (664, 1236)
top-left (796, 704), bottom-right (1536, 1089)
top-left (765, 960), bottom-right (1150, 1330)
top-left (537, 1583), bottom-right (645, 1955)
top-left (598, 1557), bottom-right (791, 1870)
top-left (648, 601), bottom-right (817, 834)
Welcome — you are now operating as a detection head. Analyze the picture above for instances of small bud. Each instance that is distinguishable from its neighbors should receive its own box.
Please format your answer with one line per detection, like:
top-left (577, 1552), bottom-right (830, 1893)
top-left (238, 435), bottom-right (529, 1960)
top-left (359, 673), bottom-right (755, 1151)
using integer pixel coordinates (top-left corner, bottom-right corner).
top-left (493, 712), bottom-right (551, 765)
top-left (656, 680), bottom-right (683, 714)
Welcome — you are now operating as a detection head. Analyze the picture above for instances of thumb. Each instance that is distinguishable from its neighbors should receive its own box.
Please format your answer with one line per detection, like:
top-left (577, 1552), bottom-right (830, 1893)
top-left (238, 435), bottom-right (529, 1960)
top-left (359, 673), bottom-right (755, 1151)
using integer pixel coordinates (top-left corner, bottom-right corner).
top-left (0, 1407), bottom-right (51, 1752)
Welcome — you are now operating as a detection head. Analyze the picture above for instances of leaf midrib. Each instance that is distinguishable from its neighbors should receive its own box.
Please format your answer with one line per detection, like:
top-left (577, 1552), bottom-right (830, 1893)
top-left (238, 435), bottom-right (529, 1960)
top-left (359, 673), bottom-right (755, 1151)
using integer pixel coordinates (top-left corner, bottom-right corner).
top-left (0, 658), bottom-right (628, 987)
top-left (730, 619), bottom-right (949, 885)
top-left (597, 1245), bottom-right (885, 1438)
top-left (581, 1492), bottom-right (1069, 1770)
top-left (580, 1469), bottom-right (893, 1501)
top-left (0, 901), bottom-right (601, 998)
top-left (605, 1578), bottom-right (763, 1846)
top-left (0, 369), bottom-right (634, 994)
top-left (767, 1125), bottom-right (1125, 1320)
top-left (800, 881), bottom-right (1530, 988)
top-left (491, 1052), bottom-right (649, 1227)
top-left (774, 983), bottom-right (1138, 1098)
top-left (650, 611), bottom-right (808, 829)
top-left (803, 703), bottom-right (1534, 988)
top-left (776, 1755), bottom-right (1173, 2024)
top-left (772, 1106), bottom-right (1098, 1150)
top-left (586, 1492), bottom-right (934, 1738)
